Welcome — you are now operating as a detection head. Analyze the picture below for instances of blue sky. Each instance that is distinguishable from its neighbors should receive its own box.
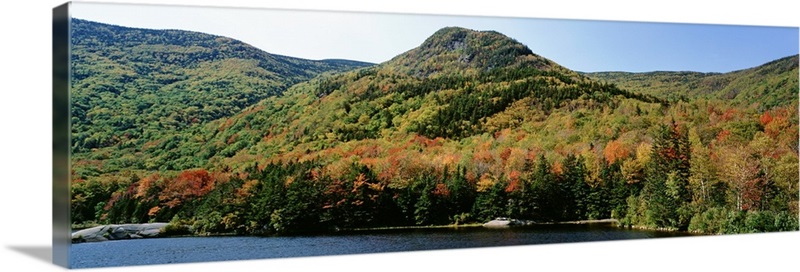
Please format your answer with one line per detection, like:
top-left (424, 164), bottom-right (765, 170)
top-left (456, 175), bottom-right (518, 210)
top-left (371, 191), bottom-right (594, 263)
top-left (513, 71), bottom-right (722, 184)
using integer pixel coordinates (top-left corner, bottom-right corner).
top-left (71, 2), bottom-right (798, 73)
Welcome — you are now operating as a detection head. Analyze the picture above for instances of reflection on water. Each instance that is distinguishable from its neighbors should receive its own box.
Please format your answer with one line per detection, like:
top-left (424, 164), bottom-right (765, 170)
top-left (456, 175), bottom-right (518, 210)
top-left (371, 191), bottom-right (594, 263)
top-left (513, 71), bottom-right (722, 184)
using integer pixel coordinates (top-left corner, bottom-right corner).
top-left (69, 223), bottom-right (693, 268)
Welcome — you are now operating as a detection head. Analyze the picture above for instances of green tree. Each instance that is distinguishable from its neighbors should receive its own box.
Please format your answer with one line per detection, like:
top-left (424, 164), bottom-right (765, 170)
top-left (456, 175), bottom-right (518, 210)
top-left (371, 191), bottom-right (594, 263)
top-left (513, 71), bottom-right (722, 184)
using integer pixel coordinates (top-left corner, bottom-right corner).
top-left (641, 120), bottom-right (692, 229)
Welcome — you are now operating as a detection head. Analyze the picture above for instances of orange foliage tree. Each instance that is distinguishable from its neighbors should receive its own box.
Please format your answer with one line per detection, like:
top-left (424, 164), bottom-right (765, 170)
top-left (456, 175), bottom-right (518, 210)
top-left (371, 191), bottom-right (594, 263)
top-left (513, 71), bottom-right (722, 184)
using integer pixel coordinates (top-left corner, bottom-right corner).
top-left (158, 169), bottom-right (216, 209)
top-left (603, 139), bottom-right (630, 164)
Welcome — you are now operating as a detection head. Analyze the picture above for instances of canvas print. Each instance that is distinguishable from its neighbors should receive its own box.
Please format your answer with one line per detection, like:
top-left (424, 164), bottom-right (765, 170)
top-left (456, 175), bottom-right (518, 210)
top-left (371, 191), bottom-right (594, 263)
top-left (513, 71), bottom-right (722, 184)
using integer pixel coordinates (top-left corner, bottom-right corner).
top-left (58, 1), bottom-right (799, 269)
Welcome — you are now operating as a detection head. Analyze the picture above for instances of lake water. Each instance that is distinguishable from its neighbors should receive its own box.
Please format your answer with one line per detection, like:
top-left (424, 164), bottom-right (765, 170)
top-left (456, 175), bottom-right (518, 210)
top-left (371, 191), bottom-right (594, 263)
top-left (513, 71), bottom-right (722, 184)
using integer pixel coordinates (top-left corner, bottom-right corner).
top-left (69, 223), bottom-right (693, 268)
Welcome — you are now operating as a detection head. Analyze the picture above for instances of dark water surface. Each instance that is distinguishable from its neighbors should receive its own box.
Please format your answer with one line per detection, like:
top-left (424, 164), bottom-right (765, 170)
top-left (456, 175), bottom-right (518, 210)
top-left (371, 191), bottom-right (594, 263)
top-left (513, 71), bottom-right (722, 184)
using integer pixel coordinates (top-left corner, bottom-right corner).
top-left (70, 223), bottom-right (693, 268)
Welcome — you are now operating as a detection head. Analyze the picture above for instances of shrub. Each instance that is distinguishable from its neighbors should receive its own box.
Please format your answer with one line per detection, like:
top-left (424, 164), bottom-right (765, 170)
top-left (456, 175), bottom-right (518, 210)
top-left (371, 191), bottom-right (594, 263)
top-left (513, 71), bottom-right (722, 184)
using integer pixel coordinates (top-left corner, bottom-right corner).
top-left (772, 211), bottom-right (799, 232)
top-left (161, 215), bottom-right (192, 236)
top-left (688, 207), bottom-right (728, 234)
top-left (744, 211), bottom-right (776, 233)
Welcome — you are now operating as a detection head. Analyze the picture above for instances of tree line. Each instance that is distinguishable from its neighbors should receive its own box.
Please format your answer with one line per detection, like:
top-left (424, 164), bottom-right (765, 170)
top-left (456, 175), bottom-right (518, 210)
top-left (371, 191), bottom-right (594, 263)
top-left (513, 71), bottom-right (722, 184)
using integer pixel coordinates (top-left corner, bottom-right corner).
top-left (72, 119), bottom-right (798, 235)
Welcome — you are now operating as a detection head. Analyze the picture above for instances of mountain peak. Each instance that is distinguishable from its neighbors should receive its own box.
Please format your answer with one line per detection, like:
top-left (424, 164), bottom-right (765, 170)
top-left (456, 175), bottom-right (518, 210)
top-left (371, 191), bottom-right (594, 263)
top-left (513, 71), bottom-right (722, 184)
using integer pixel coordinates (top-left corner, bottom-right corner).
top-left (420, 26), bottom-right (473, 50)
top-left (386, 27), bottom-right (556, 78)
top-left (420, 27), bottom-right (513, 51)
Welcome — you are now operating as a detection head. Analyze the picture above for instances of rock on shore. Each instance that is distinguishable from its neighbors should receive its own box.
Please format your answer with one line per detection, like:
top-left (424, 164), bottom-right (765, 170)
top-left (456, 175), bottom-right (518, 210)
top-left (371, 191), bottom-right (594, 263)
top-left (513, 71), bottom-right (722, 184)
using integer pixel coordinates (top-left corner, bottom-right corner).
top-left (482, 218), bottom-right (536, 228)
top-left (71, 223), bottom-right (169, 243)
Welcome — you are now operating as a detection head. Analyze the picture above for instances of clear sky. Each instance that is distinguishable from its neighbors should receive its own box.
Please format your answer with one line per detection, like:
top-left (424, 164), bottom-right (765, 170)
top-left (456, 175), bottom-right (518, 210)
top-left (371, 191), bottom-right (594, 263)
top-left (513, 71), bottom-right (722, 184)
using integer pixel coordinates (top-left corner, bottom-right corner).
top-left (71, 2), bottom-right (798, 73)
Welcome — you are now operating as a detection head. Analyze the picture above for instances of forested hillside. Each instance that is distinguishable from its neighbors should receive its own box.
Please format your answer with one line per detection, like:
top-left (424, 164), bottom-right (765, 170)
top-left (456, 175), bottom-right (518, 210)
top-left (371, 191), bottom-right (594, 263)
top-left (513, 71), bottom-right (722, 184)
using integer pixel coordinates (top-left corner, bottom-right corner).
top-left (70, 24), bottom-right (799, 236)
top-left (585, 55), bottom-right (799, 109)
top-left (70, 19), bottom-right (371, 154)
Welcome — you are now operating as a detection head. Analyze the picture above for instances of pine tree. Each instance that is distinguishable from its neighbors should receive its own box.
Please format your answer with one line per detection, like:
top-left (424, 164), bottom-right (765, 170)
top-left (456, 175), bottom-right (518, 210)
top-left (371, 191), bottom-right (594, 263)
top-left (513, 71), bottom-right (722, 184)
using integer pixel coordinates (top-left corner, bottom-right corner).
top-left (641, 119), bottom-right (692, 229)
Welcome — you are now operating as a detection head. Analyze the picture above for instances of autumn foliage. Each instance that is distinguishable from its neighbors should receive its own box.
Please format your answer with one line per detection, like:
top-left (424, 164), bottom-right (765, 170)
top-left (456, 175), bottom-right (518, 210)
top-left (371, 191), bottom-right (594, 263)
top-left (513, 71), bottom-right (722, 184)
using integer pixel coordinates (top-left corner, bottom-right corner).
top-left (158, 169), bottom-right (216, 208)
top-left (603, 140), bottom-right (630, 164)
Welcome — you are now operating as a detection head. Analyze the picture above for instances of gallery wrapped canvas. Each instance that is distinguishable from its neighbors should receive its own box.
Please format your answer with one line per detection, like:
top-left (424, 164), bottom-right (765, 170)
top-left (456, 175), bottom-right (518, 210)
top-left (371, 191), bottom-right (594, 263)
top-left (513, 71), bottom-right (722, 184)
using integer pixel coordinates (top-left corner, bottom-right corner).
top-left (53, 1), bottom-right (799, 269)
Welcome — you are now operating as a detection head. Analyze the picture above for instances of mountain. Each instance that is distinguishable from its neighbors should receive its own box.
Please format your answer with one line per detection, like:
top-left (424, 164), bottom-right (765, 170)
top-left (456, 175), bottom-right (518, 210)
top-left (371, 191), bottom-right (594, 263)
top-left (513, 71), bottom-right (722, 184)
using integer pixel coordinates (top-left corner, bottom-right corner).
top-left (69, 19), bottom-right (372, 154)
top-left (584, 55), bottom-right (799, 109)
top-left (148, 26), bottom-right (661, 172)
top-left (385, 27), bottom-right (563, 77)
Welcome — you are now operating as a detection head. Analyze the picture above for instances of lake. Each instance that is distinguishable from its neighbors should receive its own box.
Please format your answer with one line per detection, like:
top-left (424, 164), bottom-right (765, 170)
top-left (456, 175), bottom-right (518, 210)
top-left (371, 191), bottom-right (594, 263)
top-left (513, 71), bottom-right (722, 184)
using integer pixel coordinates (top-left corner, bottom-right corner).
top-left (69, 223), bottom-right (693, 268)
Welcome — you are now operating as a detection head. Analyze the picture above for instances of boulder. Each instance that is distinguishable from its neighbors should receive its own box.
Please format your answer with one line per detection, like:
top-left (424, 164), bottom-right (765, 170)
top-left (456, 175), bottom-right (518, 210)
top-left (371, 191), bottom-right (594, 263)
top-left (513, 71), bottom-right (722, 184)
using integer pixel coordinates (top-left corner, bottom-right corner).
top-left (482, 218), bottom-right (536, 228)
top-left (71, 223), bottom-right (170, 243)
top-left (483, 218), bottom-right (512, 228)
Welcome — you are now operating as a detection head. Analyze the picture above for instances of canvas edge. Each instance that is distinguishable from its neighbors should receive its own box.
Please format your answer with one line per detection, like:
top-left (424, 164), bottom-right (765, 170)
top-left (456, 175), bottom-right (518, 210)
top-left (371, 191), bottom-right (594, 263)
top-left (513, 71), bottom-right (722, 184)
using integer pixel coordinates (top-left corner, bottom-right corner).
top-left (51, 1), bottom-right (800, 270)
top-left (53, 1), bottom-right (71, 269)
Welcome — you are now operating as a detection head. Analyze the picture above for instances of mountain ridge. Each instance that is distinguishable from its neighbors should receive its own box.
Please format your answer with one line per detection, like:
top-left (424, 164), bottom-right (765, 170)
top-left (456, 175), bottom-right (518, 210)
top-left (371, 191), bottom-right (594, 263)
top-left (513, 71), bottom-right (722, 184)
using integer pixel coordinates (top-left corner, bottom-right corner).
top-left (584, 54), bottom-right (799, 108)
top-left (69, 19), bottom-right (372, 154)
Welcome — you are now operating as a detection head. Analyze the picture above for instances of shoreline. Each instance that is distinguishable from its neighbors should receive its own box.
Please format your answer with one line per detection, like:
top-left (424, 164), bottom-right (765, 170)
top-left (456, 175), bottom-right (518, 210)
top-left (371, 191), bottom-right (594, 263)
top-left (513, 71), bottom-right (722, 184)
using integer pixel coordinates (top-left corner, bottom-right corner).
top-left (342, 223), bottom-right (484, 232)
top-left (72, 219), bottom-right (633, 243)
top-left (540, 218), bottom-right (619, 225)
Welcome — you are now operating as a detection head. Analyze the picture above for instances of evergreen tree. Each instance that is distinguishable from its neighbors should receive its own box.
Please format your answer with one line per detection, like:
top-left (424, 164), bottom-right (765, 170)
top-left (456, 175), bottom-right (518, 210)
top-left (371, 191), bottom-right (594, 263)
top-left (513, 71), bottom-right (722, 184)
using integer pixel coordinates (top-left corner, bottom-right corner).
top-left (641, 120), bottom-right (692, 229)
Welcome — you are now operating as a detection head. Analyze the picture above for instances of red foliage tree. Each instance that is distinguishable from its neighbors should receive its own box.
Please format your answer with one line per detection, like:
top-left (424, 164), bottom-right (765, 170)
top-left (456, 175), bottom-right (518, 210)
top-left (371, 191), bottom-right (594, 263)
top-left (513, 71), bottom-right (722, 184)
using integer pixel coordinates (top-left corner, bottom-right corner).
top-left (505, 170), bottom-right (522, 193)
top-left (759, 111), bottom-right (773, 127)
top-left (158, 169), bottom-right (216, 208)
top-left (603, 140), bottom-right (630, 164)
